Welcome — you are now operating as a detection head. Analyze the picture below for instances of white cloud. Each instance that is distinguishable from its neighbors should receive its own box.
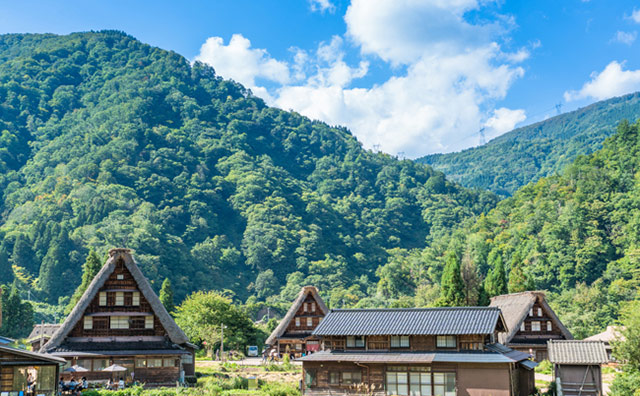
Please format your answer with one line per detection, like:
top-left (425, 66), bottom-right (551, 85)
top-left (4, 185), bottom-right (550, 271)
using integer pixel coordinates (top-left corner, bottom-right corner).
top-left (195, 0), bottom-right (529, 157)
top-left (565, 61), bottom-right (640, 102)
top-left (483, 108), bottom-right (526, 139)
top-left (195, 34), bottom-right (290, 88)
top-left (611, 30), bottom-right (637, 45)
top-left (309, 0), bottom-right (335, 13)
top-left (631, 9), bottom-right (640, 23)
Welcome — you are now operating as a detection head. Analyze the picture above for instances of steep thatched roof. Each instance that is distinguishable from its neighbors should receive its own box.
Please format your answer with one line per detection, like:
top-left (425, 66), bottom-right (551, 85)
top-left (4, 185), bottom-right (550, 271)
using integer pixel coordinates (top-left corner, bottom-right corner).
top-left (42, 248), bottom-right (188, 352)
top-left (585, 326), bottom-right (625, 343)
top-left (265, 286), bottom-right (328, 345)
top-left (27, 323), bottom-right (61, 343)
top-left (489, 291), bottom-right (572, 344)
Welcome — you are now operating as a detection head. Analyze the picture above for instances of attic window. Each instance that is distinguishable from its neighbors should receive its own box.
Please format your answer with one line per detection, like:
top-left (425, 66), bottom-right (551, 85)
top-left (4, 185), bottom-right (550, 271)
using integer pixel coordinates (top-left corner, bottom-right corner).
top-left (529, 308), bottom-right (533, 316)
top-left (311, 303), bottom-right (316, 312)
top-left (303, 303), bottom-right (308, 312)
top-left (145, 316), bottom-right (154, 329)
top-left (133, 292), bottom-right (140, 306)
top-left (520, 322), bottom-right (525, 332)
top-left (307, 317), bottom-right (313, 327)
top-left (84, 316), bottom-right (93, 330)
top-left (538, 308), bottom-right (542, 317)
top-left (110, 316), bottom-right (129, 329)
top-left (296, 318), bottom-right (301, 327)
top-left (531, 321), bottom-right (541, 332)
top-left (117, 274), bottom-right (124, 280)
top-left (99, 292), bottom-right (107, 306)
top-left (115, 292), bottom-right (124, 306)
top-left (547, 321), bottom-right (552, 331)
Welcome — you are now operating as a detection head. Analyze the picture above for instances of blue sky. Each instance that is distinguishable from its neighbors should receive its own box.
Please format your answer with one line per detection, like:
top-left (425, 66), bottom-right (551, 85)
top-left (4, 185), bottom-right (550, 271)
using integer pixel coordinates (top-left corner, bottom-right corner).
top-left (2, 0), bottom-right (640, 157)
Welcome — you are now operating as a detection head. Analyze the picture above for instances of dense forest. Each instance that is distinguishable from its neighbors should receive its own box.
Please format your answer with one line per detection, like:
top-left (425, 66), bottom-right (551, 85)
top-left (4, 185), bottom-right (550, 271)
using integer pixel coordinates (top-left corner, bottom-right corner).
top-left (0, 31), bottom-right (497, 331)
top-left (394, 121), bottom-right (640, 338)
top-left (418, 92), bottom-right (640, 196)
top-left (1, 31), bottom-right (638, 346)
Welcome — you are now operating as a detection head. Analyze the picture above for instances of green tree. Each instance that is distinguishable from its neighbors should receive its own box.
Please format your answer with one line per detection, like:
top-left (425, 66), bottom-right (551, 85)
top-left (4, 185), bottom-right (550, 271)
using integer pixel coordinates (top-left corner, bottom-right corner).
top-left (252, 270), bottom-right (279, 300)
top-left (66, 250), bottom-right (102, 314)
top-left (436, 251), bottom-right (465, 307)
top-left (159, 278), bottom-right (175, 314)
top-left (611, 300), bottom-right (640, 395)
top-left (0, 242), bottom-right (13, 284)
top-left (0, 282), bottom-right (34, 338)
top-left (11, 234), bottom-right (37, 275)
top-left (174, 291), bottom-right (265, 354)
top-left (484, 248), bottom-right (507, 297)
top-left (508, 254), bottom-right (533, 293)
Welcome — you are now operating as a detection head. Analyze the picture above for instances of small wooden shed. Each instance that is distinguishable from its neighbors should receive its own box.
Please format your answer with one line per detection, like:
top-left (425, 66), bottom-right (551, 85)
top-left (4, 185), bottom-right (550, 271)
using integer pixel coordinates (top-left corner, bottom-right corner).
top-left (548, 340), bottom-right (608, 396)
top-left (0, 344), bottom-right (66, 396)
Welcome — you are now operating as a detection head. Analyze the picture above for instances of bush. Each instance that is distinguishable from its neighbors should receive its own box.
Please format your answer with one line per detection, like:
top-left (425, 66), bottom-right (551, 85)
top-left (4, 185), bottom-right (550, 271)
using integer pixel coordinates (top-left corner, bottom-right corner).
top-left (535, 360), bottom-right (552, 375)
top-left (260, 382), bottom-right (300, 396)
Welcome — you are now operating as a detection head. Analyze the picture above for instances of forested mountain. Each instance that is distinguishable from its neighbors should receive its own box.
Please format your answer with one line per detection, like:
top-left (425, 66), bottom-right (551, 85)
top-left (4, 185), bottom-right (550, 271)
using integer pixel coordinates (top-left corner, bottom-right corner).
top-left (417, 93), bottom-right (640, 196)
top-left (0, 31), bottom-right (497, 313)
top-left (410, 120), bottom-right (640, 337)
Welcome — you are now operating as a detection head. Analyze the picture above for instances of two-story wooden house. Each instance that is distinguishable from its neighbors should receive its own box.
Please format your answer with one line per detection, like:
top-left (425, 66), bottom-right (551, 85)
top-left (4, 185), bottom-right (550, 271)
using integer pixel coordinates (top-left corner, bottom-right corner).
top-left (490, 291), bottom-right (573, 361)
top-left (41, 248), bottom-right (195, 386)
top-left (266, 286), bottom-right (328, 358)
top-left (299, 307), bottom-right (537, 396)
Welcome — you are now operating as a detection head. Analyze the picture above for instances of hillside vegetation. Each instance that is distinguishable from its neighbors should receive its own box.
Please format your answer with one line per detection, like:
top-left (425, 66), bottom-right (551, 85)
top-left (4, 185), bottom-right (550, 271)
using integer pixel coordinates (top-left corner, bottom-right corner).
top-left (418, 93), bottom-right (640, 196)
top-left (0, 31), bottom-right (496, 317)
top-left (411, 120), bottom-right (640, 337)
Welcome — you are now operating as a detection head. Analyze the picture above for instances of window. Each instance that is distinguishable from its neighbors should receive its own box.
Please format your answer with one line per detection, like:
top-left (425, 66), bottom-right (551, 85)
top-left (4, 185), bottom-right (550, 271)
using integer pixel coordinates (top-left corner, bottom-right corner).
top-left (305, 369), bottom-right (317, 388)
top-left (347, 336), bottom-right (365, 348)
top-left (531, 321), bottom-right (541, 331)
top-left (136, 359), bottom-right (147, 368)
top-left (76, 359), bottom-right (92, 371)
top-left (295, 317), bottom-right (301, 327)
top-left (391, 336), bottom-right (410, 348)
top-left (94, 359), bottom-right (109, 371)
top-left (148, 358), bottom-right (163, 368)
top-left (99, 292), bottom-right (107, 306)
top-left (307, 317), bottom-right (313, 327)
top-left (433, 373), bottom-right (455, 396)
top-left (133, 292), bottom-right (140, 306)
top-left (117, 274), bottom-right (124, 280)
top-left (303, 303), bottom-right (308, 312)
top-left (110, 316), bottom-right (129, 329)
top-left (436, 336), bottom-right (456, 348)
top-left (295, 343), bottom-right (302, 350)
top-left (311, 303), bottom-right (316, 312)
top-left (410, 372), bottom-right (432, 396)
top-left (520, 322), bottom-right (526, 332)
top-left (538, 308), bottom-right (543, 317)
top-left (163, 358), bottom-right (175, 367)
top-left (115, 292), bottom-right (124, 306)
top-left (547, 321), bottom-right (552, 331)
top-left (529, 308), bottom-right (533, 316)
top-left (144, 315), bottom-right (154, 329)
top-left (387, 372), bottom-right (408, 396)
top-left (329, 372), bottom-right (340, 385)
top-left (460, 342), bottom-right (482, 350)
top-left (84, 316), bottom-right (93, 330)
top-left (342, 371), bottom-right (362, 385)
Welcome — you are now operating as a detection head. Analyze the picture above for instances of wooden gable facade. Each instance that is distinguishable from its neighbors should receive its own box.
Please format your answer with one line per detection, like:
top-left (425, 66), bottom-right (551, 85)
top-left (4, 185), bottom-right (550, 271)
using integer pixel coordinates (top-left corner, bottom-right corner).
top-left (42, 248), bottom-right (195, 387)
top-left (490, 291), bottom-right (572, 361)
top-left (266, 286), bottom-right (328, 358)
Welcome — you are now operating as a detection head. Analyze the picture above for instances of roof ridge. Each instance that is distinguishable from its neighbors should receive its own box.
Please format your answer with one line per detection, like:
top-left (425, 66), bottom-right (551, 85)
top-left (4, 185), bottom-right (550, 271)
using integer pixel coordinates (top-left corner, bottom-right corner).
top-left (330, 307), bottom-right (500, 312)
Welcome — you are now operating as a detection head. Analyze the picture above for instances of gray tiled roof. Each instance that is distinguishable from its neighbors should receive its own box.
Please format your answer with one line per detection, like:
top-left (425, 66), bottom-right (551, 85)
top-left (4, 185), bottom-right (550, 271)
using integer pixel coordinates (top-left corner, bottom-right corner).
top-left (548, 340), bottom-right (608, 364)
top-left (298, 350), bottom-right (521, 364)
top-left (312, 307), bottom-right (503, 336)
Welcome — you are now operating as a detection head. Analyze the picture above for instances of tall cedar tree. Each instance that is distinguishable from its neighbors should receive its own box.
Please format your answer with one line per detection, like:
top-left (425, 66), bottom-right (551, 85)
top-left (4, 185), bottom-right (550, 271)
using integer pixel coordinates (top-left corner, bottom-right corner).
top-left (0, 242), bottom-right (13, 284)
top-left (159, 278), bottom-right (175, 314)
top-left (66, 250), bottom-right (102, 314)
top-left (508, 254), bottom-right (533, 293)
top-left (611, 300), bottom-right (640, 395)
top-left (0, 282), bottom-right (34, 338)
top-left (484, 248), bottom-right (507, 297)
top-left (437, 251), bottom-right (466, 307)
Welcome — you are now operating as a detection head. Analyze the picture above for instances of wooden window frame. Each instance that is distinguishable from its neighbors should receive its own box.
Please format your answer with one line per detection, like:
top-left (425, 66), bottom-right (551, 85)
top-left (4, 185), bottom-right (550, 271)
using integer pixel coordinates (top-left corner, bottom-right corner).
top-left (133, 292), bottom-right (140, 306)
top-left (391, 335), bottom-right (410, 348)
top-left (115, 292), bottom-right (124, 306)
top-left (145, 316), bottom-right (154, 329)
top-left (347, 336), bottom-right (366, 348)
top-left (83, 316), bottom-right (93, 330)
top-left (546, 321), bottom-right (552, 331)
top-left (436, 335), bottom-right (457, 349)
top-left (531, 321), bottom-right (541, 332)
top-left (295, 317), bottom-right (301, 327)
top-left (99, 292), bottom-right (107, 306)
top-left (110, 316), bottom-right (129, 329)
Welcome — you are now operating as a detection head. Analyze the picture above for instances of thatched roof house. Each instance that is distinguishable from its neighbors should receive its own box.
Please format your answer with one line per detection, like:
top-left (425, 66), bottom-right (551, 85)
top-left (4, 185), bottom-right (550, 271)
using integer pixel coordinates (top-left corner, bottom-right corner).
top-left (41, 248), bottom-right (194, 386)
top-left (490, 291), bottom-right (572, 361)
top-left (266, 286), bottom-right (328, 357)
